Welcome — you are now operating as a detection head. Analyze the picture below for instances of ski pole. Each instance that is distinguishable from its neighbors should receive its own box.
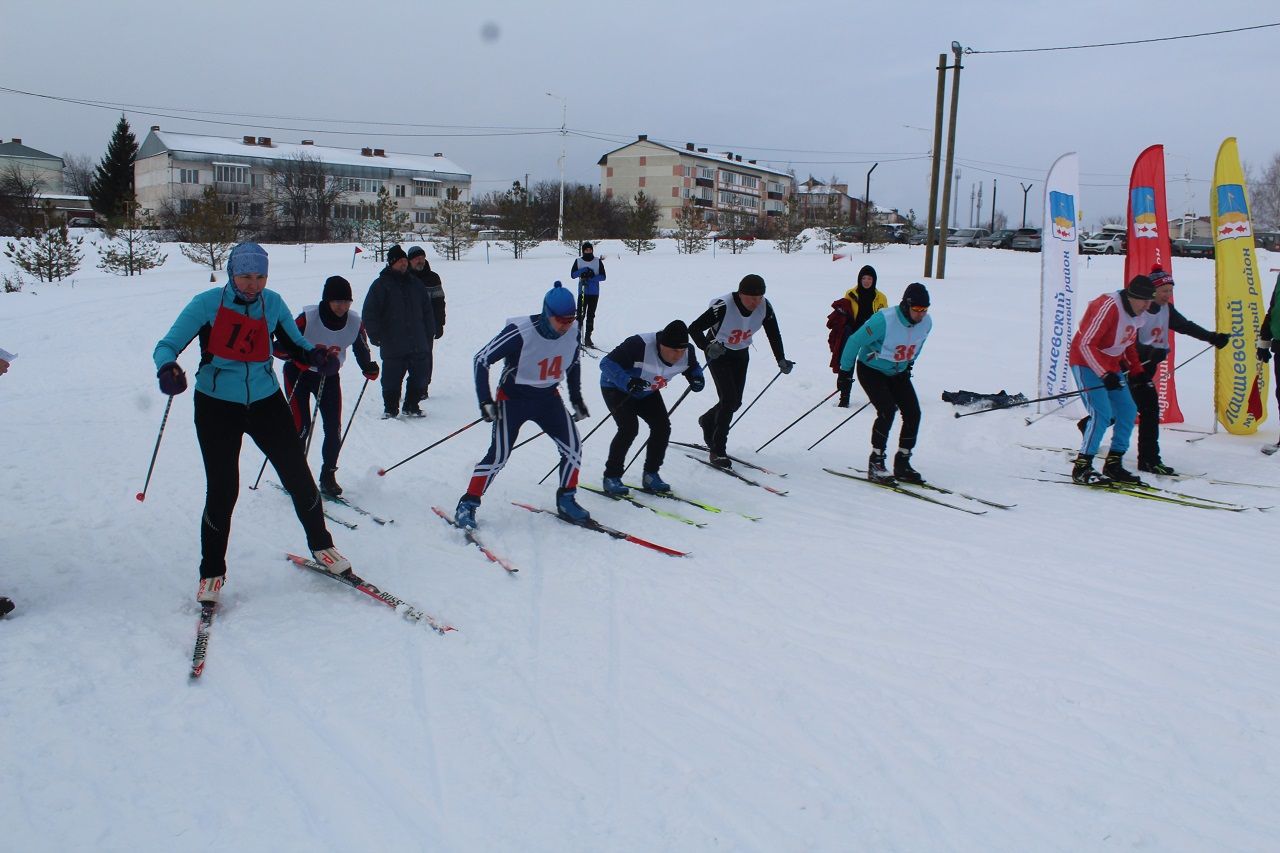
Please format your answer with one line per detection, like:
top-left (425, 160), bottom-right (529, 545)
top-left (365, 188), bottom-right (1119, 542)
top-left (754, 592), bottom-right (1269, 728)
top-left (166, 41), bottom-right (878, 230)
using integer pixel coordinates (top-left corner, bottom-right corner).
top-left (536, 397), bottom-right (630, 485)
top-left (806, 401), bottom-right (870, 451)
top-left (756, 389), bottom-right (838, 453)
top-left (135, 396), bottom-right (175, 502)
top-left (621, 385), bottom-right (693, 476)
top-left (729, 369), bottom-right (783, 429)
top-left (955, 384), bottom-right (1103, 419)
top-left (334, 376), bottom-right (370, 458)
top-left (378, 418), bottom-right (484, 476)
top-left (302, 375), bottom-right (328, 458)
top-left (250, 369), bottom-right (306, 490)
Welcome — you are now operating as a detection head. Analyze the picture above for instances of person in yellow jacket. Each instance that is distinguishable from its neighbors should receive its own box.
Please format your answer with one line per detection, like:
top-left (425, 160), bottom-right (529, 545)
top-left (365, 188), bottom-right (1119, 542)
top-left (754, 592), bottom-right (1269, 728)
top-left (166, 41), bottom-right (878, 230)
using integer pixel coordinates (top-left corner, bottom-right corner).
top-left (826, 265), bottom-right (886, 407)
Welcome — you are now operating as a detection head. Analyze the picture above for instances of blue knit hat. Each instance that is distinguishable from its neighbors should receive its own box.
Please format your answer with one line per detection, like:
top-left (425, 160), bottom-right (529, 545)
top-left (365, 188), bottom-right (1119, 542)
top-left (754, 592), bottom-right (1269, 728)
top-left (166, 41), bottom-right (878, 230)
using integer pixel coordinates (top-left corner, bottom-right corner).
top-left (227, 242), bottom-right (269, 278)
top-left (543, 281), bottom-right (576, 317)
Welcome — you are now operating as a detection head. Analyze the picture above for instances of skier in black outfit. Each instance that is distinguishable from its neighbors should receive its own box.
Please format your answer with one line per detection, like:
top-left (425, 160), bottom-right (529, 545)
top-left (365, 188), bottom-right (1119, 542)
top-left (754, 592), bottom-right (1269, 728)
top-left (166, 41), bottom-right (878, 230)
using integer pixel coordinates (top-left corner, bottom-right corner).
top-left (0, 348), bottom-right (12, 615)
top-left (569, 242), bottom-right (606, 347)
top-left (362, 245), bottom-right (436, 418)
top-left (688, 274), bottom-right (793, 468)
top-left (406, 246), bottom-right (446, 396)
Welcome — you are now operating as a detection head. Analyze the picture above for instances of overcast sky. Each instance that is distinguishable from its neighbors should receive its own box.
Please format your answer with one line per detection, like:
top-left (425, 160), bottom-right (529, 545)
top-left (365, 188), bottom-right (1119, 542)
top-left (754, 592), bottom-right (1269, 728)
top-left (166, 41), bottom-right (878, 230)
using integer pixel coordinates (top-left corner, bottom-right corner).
top-left (3, 0), bottom-right (1276, 229)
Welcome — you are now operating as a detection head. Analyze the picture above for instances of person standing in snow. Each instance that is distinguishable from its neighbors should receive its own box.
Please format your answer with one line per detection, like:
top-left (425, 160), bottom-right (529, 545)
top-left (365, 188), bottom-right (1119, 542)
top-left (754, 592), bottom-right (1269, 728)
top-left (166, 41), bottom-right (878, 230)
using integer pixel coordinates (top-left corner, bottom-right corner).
top-left (569, 241), bottom-right (606, 348)
top-left (689, 274), bottom-right (793, 468)
top-left (826, 265), bottom-right (886, 407)
top-left (1067, 274), bottom-right (1154, 485)
top-left (275, 275), bottom-right (379, 497)
top-left (406, 246), bottom-right (446, 397)
top-left (0, 348), bottom-right (13, 617)
top-left (597, 320), bottom-right (705, 496)
top-left (1256, 273), bottom-right (1280, 439)
top-left (362, 244), bottom-right (435, 418)
top-left (152, 243), bottom-right (355, 605)
top-left (453, 282), bottom-right (591, 529)
top-left (836, 282), bottom-right (933, 484)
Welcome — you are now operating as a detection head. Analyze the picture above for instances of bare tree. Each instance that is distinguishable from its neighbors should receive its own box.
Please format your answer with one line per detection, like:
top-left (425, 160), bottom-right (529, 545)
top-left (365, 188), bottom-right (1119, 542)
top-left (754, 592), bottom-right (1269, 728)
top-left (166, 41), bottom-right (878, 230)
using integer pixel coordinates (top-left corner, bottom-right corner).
top-left (173, 186), bottom-right (239, 270)
top-left (265, 151), bottom-right (349, 241)
top-left (771, 194), bottom-right (809, 254)
top-left (1249, 153), bottom-right (1280, 230)
top-left (62, 152), bottom-right (95, 197)
top-left (0, 161), bottom-right (47, 236)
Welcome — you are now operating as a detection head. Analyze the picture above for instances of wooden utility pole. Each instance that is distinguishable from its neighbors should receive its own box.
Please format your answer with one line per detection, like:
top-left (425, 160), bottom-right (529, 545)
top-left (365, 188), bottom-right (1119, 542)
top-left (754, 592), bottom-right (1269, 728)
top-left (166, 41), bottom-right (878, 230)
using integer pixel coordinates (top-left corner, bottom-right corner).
top-left (936, 41), bottom-right (963, 280)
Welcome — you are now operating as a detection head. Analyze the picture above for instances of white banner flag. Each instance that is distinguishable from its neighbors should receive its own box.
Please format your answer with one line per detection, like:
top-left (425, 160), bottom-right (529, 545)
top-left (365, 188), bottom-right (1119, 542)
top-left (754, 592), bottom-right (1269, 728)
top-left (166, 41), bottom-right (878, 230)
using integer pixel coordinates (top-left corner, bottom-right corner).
top-left (1038, 153), bottom-right (1080, 412)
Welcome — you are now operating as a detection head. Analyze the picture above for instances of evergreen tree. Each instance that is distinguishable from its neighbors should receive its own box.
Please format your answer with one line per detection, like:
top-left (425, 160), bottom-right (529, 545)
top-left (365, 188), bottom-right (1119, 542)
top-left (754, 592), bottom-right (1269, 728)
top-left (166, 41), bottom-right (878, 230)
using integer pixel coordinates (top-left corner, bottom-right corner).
top-left (5, 219), bottom-right (85, 282)
top-left (89, 115), bottom-right (138, 220)
top-left (672, 202), bottom-right (711, 254)
top-left (174, 186), bottom-right (238, 270)
top-left (96, 204), bottom-right (167, 276)
top-left (361, 185), bottom-right (411, 261)
top-left (430, 197), bottom-right (477, 261)
top-left (497, 181), bottom-right (541, 259)
top-left (621, 191), bottom-right (660, 255)
top-left (771, 194), bottom-right (810, 254)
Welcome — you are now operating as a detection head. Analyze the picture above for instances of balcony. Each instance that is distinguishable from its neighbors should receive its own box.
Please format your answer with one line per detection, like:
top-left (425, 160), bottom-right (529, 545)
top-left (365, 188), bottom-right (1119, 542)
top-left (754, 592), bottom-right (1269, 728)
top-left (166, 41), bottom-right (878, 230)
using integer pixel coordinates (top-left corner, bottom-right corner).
top-left (692, 198), bottom-right (713, 208)
top-left (695, 177), bottom-right (714, 189)
top-left (214, 181), bottom-right (251, 196)
top-left (767, 191), bottom-right (783, 201)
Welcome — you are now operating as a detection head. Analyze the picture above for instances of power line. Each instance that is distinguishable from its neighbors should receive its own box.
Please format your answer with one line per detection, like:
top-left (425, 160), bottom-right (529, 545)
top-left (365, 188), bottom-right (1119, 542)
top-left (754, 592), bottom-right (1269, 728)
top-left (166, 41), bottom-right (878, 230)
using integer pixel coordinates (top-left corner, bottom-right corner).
top-left (966, 21), bottom-right (1280, 55)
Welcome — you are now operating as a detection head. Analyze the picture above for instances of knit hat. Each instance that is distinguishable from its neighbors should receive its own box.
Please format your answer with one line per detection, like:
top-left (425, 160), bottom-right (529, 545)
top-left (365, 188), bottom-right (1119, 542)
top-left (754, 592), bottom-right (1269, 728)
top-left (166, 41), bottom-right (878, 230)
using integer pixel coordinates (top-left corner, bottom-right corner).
top-left (543, 281), bottom-right (576, 317)
top-left (1126, 275), bottom-right (1155, 300)
top-left (738, 274), bottom-right (766, 296)
top-left (581, 241), bottom-right (593, 254)
top-left (386, 245), bottom-right (408, 265)
top-left (1148, 265), bottom-right (1174, 288)
top-left (322, 275), bottom-right (353, 302)
top-left (227, 242), bottom-right (269, 278)
top-left (407, 245), bottom-right (426, 260)
top-left (658, 320), bottom-right (690, 349)
top-left (902, 282), bottom-right (930, 308)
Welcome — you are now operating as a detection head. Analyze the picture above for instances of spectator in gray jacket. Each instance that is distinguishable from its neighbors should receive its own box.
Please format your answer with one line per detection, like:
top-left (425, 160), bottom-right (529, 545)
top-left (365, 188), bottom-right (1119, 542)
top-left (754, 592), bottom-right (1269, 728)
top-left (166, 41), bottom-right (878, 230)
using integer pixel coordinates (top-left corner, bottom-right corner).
top-left (361, 245), bottom-right (436, 418)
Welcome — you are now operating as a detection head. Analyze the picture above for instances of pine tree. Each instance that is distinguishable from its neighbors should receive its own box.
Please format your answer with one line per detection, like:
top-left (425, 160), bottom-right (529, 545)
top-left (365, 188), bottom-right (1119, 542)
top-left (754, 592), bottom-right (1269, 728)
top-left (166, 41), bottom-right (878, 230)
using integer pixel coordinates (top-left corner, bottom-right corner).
top-left (496, 181), bottom-right (541, 259)
top-left (621, 191), bottom-right (659, 255)
top-left (361, 185), bottom-right (411, 261)
top-left (430, 197), bottom-right (477, 261)
top-left (96, 204), bottom-right (167, 275)
top-left (673, 202), bottom-right (711, 254)
top-left (771, 194), bottom-right (810, 254)
top-left (5, 219), bottom-right (85, 282)
top-left (89, 115), bottom-right (138, 221)
top-left (174, 187), bottom-right (238, 270)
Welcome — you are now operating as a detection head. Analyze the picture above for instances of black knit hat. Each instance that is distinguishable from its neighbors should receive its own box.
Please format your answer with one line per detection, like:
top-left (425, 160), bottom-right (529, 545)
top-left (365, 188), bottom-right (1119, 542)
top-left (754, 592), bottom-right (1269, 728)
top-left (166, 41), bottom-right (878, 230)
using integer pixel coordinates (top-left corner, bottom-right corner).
top-left (322, 275), bottom-right (353, 302)
top-left (658, 320), bottom-right (690, 349)
top-left (902, 281), bottom-right (930, 308)
top-left (738, 274), bottom-right (766, 296)
top-left (386, 245), bottom-right (407, 265)
top-left (406, 245), bottom-right (426, 260)
top-left (1126, 275), bottom-right (1155, 300)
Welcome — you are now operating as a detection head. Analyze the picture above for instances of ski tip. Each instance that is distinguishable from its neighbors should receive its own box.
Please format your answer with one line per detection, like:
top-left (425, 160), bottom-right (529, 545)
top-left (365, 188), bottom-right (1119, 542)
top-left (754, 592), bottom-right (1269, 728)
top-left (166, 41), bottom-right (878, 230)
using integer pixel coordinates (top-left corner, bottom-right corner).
top-left (135, 492), bottom-right (146, 502)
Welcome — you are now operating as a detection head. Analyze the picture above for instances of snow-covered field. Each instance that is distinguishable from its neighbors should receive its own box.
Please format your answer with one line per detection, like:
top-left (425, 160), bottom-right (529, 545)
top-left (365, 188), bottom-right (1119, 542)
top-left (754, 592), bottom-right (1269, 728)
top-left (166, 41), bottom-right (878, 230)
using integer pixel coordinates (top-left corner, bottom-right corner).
top-left (1, 237), bottom-right (1277, 851)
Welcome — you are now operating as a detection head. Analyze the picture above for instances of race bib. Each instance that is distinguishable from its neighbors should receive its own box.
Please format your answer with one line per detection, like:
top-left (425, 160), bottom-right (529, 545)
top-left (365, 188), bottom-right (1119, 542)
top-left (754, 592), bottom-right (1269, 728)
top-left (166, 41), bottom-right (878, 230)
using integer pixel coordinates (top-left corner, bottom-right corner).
top-left (208, 305), bottom-right (269, 362)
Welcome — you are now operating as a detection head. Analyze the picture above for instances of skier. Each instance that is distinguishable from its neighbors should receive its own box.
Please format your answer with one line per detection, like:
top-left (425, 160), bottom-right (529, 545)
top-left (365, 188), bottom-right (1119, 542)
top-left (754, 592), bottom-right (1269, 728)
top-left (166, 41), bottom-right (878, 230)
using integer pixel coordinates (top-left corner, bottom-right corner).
top-left (569, 241), bottom-right (606, 348)
top-left (1067, 274), bottom-right (1154, 485)
top-left (1258, 273), bottom-right (1280, 433)
top-left (836, 282), bottom-right (933, 484)
top-left (598, 320), bottom-right (705, 496)
top-left (0, 348), bottom-right (12, 615)
top-left (689, 274), bottom-right (793, 468)
top-left (362, 244), bottom-right (436, 418)
top-left (454, 282), bottom-right (591, 529)
top-left (826, 265), bottom-right (886, 407)
top-left (275, 275), bottom-right (380, 497)
top-left (406, 246), bottom-right (446, 397)
top-left (152, 243), bottom-right (354, 605)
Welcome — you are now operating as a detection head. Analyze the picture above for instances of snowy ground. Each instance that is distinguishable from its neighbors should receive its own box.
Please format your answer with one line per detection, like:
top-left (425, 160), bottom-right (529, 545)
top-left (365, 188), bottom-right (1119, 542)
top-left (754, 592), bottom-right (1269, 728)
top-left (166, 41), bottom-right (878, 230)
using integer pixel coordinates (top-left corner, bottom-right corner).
top-left (1, 237), bottom-right (1277, 851)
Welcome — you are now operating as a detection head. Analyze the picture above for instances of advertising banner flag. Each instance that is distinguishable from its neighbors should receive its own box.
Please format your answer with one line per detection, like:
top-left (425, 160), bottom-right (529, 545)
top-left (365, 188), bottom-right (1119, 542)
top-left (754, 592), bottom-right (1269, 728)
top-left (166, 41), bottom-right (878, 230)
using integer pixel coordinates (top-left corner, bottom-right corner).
top-left (1212, 137), bottom-right (1268, 433)
top-left (1125, 145), bottom-right (1182, 422)
top-left (1038, 153), bottom-right (1079, 412)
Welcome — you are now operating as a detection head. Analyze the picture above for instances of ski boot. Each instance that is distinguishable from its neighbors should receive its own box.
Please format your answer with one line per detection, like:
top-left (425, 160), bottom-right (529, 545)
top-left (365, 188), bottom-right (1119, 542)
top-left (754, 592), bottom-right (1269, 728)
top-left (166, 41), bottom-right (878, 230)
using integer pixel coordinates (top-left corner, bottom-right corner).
top-left (319, 467), bottom-right (342, 497)
top-left (698, 412), bottom-right (716, 449)
top-left (556, 488), bottom-right (591, 523)
top-left (197, 576), bottom-right (224, 605)
top-left (1102, 452), bottom-right (1143, 485)
top-left (382, 410), bottom-right (399, 420)
top-left (1071, 453), bottom-right (1112, 485)
top-left (1138, 459), bottom-right (1178, 476)
top-left (311, 546), bottom-right (353, 576)
top-left (893, 450), bottom-right (925, 485)
top-left (0, 596), bottom-right (13, 617)
top-left (602, 476), bottom-right (630, 497)
top-left (708, 454), bottom-right (732, 470)
top-left (403, 405), bottom-right (425, 418)
top-left (867, 450), bottom-right (895, 484)
top-left (642, 470), bottom-right (672, 493)
top-left (454, 495), bottom-right (480, 530)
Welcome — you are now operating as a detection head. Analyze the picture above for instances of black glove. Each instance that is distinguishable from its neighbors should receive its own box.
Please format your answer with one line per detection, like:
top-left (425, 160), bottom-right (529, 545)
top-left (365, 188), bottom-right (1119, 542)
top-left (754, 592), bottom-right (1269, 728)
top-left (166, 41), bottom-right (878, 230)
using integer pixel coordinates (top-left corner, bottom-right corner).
top-left (705, 340), bottom-right (727, 361)
top-left (689, 375), bottom-right (705, 392)
top-left (1259, 346), bottom-right (1273, 363)
top-left (571, 398), bottom-right (590, 422)
top-left (626, 377), bottom-right (649, 395)
top-left (1208, 332), bottom-right (1231, 349)
top-left (480, 401), bottom-right (498, 422)
top-left (580, 269), bottom-right (594, 280)
top-left (836, 370), bottom-right (853, 394)
top-left (1102, 371), bottom-right (1122, 391)
top-left (308, 346), bottom-right (340, 376)
top-left (363, 363), bottom-right (380, 381)
top-left (157, 362), bottom-right (187, 396)
top-left (777, 358), bottom-right (794, 375)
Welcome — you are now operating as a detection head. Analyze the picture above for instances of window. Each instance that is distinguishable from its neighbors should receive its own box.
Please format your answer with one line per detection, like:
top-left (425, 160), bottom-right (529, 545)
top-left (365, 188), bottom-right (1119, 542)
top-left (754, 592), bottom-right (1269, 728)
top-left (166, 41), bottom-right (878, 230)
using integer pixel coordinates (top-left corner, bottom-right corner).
top-left (740, 175), bottom-right (758, 190)
top-left (768, 181), bottom-right (783, 194)
top-left (251, 174), bottom-right (265, 189)
top-left (414, 211), bottom-right (435, 224)
top-left (213, 164), bottom-right (248, 184)
top-left (336, 177), bottom-right (380, 194)
top-left (224, 201), bottom-right (241, 216)
top-left (682, 166), bottom-right (693, 177)
top-left (394, 184), bottom-right (407, 198)
top-left (179, 198), bottom-right (197, 214)
top-left (682, 187), bottom-right (691, 198)
top-left (249, 203), bottom-right (264, 218)
top-left (179, 168), bottom-right (199, 184)
top-left (414, 181), bottom-right (440, 197)
top-left (697, 166), bottom-right (714, 181)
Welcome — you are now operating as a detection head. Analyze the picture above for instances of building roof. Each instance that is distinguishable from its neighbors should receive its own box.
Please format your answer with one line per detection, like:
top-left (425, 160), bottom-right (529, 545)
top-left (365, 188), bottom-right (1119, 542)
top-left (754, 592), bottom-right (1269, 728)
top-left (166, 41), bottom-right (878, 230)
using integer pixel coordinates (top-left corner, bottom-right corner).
top-left (597, 137), bottom-right (793, 179)
top-left (0, 140), bottom-right (63, 163)
top-left (137, 130), bottom-right (470, 179)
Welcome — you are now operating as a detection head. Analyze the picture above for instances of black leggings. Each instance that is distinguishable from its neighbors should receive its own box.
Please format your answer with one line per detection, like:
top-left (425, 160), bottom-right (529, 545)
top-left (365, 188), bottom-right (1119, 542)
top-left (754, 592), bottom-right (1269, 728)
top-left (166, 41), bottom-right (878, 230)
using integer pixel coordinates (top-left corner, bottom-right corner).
top-left (283, 364), bottom-right (344, 471)
top-left (577, 294), bottom-right (599, 338)
top-left (602, 386), bottom-right (671, 478)
top-left (857, 361), bottom-right (921, 452)
top-left (701, 348), bottom-right (749, 454)
top-left (194, 391), bottom-right (333, 579)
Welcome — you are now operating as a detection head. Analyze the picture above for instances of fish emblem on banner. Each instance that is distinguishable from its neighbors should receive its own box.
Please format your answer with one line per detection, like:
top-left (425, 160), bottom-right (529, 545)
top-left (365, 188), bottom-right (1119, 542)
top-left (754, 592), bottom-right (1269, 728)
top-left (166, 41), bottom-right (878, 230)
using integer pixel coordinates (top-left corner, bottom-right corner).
top-left (1130, 187), bottom-right (1158, 239)
top-left (1216, 184), bottom-right (1253, 239)
top-left (1049, 191), bottom-right (1075, 240)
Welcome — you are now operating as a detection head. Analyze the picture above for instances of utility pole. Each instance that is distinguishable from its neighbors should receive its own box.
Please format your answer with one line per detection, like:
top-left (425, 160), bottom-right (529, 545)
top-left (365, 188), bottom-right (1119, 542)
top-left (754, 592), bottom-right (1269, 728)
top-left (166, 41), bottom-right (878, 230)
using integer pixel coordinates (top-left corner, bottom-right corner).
top-left (923, 53), bottom-right (947, 277)
top-left (1020, 182), bottom-right (1033, 228)
top-left (546, 91), bottom-right (567, 241)
top-left (936, 41), bottom-right (963, 279)
top-left (863, 162), bottom-right (878, 253)
top-left (989, 178), bottom-right (997, 231)
top-left (976, 181), bottom-right (983, 230)
top-left (969, 183), bottom-right (976, 227)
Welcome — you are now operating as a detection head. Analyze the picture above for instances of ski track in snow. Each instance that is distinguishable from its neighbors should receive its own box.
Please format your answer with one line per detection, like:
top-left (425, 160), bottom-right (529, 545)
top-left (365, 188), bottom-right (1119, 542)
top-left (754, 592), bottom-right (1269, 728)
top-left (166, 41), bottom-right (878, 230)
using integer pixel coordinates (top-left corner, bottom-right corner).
top-left (2, 240), bottom-right (1279, 850)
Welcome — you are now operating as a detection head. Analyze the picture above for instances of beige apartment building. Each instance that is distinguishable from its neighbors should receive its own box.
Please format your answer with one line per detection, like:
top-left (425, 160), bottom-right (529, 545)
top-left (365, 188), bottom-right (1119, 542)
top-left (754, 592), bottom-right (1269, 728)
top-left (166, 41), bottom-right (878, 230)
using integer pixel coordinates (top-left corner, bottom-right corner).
top-left (599, 135), bottom-right (794, 232)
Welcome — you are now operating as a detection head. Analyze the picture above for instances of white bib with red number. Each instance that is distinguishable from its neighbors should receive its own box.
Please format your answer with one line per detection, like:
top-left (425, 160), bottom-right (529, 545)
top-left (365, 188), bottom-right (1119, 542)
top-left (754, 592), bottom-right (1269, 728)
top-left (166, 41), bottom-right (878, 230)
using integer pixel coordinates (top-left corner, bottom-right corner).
top-left (635, 332), bottom-right (692, 388)
top-left (873, 307), bottom-right (932, 363)
top-left (1137, 302), bottom-right (1169, 349)
top-left (301, 305), bottom-right (361, 369)
top-left (1100, 292), bottom-right (1145, 357)
top-left (711, 293), bottom-right (765, 350)
top-left (510, 316), bottom-right (578, 388)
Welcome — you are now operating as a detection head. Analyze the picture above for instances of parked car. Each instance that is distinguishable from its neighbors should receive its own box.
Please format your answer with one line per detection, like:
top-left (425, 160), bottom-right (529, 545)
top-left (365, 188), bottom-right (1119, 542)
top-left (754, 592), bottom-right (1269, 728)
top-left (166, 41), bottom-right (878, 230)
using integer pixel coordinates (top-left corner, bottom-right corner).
top-left (946, 227), bottom-right (990, 247)
top-left (1011, 228), bottom-right (1042, 251)
top-left (66, 216), bottom-right (97, 228)
top-left (1181, 238), bottom-right (1215, 259)
top-left (976, 228), bottom-right (1016, 249)
top-left (1081, 232), bottom-right (1126, 254)
top-left (908, 229), bottom-right (945, 246)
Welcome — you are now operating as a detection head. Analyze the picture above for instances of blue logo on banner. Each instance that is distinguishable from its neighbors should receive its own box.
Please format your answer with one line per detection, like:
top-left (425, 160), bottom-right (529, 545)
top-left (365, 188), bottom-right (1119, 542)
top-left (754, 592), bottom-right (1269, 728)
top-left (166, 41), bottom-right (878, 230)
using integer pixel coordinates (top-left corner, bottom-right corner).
top-left (1049, 191), bottom-right (1075, 241)
top-left (1216, 184), bottom-right (1252, 239)
top-left (1131, 187), bottom-right (1157, 238)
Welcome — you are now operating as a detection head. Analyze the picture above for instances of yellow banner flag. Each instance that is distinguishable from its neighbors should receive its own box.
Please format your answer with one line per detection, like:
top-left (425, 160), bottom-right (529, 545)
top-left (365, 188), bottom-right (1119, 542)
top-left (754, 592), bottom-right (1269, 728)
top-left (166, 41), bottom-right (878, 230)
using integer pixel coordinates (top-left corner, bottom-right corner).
top-left (1212, 137), bottom-right (1268, 433)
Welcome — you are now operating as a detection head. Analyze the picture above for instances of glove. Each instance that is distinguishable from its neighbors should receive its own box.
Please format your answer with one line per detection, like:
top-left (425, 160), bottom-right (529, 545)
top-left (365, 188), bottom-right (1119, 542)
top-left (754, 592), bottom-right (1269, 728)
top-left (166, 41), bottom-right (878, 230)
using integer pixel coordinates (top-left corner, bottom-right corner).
top-left (363, 363), bottom-right (380, 381)
top-left (157, 362), bottom-right (187, 396)
top-left (836, 370), bottom-right (853, 395)
top-left (570, 399), bottom-right (590, 422)
top-left (307, 346), bottom-right (340, 375)
top-left (705, 340), bottom-right (727, 361)
top-left (1101, 371), bottom-right (1123, 391)
top-left (480, 401), bottom-right (498, 423)
top-left (626, 377), bottom-right (650, 395)
top-left (777, 358), bottom-right (795, 375)
top-left (1208, 332), bottom-right (1231, 349)
top-left (689, 375), bottom-right (705, 393)
top-left (1259, 346), bottom-right (1273, 363)
top-left (579, 269), bottom-right (594, 281)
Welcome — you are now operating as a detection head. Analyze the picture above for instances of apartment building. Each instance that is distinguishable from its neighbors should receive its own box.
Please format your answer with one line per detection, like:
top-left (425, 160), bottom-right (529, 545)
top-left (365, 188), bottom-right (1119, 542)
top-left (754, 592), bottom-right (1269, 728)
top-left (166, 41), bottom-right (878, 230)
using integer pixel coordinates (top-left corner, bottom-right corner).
top-left (598, 135), bottom-right (793, 232)
top-left (795, 176), bottom-right (863, 225)
top-left (134, 128), bottom-right (471, 229)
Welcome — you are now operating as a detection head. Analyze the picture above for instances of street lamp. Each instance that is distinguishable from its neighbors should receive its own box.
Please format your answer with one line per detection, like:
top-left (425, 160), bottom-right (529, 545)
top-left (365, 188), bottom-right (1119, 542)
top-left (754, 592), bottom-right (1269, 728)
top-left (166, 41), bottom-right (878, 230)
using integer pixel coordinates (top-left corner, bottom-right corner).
top-left (546, 91), bottom-right (567, 242)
